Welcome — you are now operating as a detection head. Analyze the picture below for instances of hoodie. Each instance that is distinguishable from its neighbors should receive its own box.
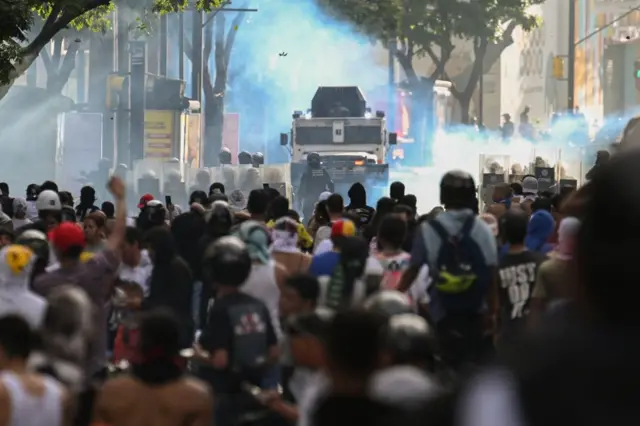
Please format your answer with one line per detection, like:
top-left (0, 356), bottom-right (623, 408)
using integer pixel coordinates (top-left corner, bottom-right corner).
top-left (525, 210), bottom-right (555, 254)
top-left (346, 183), bottom-right (375, 227)
top-left (0, 245), bottom-right (47, 329)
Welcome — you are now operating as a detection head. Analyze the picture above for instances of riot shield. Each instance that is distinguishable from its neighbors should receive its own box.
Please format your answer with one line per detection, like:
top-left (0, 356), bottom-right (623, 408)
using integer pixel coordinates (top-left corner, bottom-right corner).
top-left (478, 154), bottom-right (510, 211)
top-left (261, 164), bottom-right (291, 199)
top-left (162, 161), bottom-right (188, 208)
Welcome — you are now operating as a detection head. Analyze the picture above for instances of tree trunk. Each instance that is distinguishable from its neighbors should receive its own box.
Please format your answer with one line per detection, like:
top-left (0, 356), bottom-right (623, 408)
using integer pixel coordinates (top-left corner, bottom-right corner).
top-left (458, 95), bottom-right (472, 124)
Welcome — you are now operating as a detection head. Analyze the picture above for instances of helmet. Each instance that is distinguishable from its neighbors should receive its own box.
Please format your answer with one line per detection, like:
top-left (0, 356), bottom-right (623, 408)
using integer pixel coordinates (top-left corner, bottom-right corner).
top-left (251, 152), bottom-right (264, 166)
top-left (380, 314), bottom-right (436, 369)
top-left (203, 236), bottom-right (252, 287)
top-left (145, 200), bottom-right (166, 225)
top-left (307, 152), bottom-right (321, 167)
top-left (238, 151), bottom-right (252, 165)
top-left (440, 170), bottom-right (476, 208)
top-left (16, 230), bottom-right (50, 266)
top-left (363, 290), bottom-right (413, 317)
top-left (36, 190), bottom-right (62, 212)
top-left (219, 147), bottom-right (232, 165)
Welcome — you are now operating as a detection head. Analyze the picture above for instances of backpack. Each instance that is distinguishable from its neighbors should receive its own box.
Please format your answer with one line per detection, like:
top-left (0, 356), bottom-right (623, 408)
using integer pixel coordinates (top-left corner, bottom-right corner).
top-left (428, 216), bottom-right (491, 315)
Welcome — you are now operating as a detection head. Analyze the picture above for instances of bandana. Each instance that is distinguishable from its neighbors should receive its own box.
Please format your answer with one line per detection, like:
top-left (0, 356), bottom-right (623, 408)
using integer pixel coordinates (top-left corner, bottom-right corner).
top-left (270, 230), bottom-right (299, 253)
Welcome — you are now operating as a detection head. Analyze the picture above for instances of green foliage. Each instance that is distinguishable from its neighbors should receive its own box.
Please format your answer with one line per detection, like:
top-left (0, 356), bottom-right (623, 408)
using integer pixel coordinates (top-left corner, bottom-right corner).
top-left (319, 0), bottom-right (544, 60)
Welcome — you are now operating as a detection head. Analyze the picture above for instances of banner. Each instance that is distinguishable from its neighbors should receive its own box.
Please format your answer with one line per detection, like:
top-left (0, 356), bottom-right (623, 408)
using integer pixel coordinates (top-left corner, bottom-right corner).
top-left (223, 113), bottom-right (240, 164)
top-left (144, 110), bottom-right (174, 159)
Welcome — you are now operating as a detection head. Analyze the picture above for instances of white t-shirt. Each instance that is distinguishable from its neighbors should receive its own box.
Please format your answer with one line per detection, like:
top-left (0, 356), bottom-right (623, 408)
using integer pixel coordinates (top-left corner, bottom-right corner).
top-left (240, 260), bottom-right (282, 340)
top-left (117, 249), bottom-right (153, 295)
top-left (11, 218), bottom-right (32, 231)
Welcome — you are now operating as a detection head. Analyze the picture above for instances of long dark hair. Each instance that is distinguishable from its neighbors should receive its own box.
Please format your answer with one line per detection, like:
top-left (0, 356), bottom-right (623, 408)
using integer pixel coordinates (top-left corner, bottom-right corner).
top-left (364, 197), bottom-right (395, 242)
top-left (326, 237), bottom-right (369, 309)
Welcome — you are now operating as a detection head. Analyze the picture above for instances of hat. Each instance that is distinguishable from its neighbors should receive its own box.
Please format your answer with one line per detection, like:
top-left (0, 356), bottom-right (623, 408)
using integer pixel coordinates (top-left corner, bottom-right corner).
top-left (36, 190), bottom-right (61, 211)
top-left (12, 197), bottom-right (27, 215)
top-left (234, 220), bottom-right (271, 264)
top-left (331, 219), bottom-right (357, 239)
top-left (521, 176), bottom-right (538, 194)
top-left (138, 193), bottom-right (154, 209)
top-left (49, 222), bottom-right (86, 252)
top-left (318, 191), bottom-right (332, 202)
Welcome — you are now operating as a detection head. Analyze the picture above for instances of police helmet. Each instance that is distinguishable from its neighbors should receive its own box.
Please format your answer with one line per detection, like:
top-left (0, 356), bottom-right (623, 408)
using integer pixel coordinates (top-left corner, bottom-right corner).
top-left (380, 314), bottom-right (436, 369)
top-left (203, 236), bottom-right (252, 287)
top-left (307, 152), bottom-right (321, 167)
top-left (251, 152), bottom-right (264, 166)
top-left (238, 151), bottom-right (252, 165)
top-left (219, 147), bottom-right (232, 165)
top-left (16, 230), bottom-right (50, 266)
top-left (363, 290), bottom-right (413, 317)
top-left (440, 170), bottom-right (476, 208)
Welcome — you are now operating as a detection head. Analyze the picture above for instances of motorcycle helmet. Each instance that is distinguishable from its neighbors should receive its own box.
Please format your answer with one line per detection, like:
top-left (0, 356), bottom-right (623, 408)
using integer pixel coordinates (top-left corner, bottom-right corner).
top-left (380, 314), bottom-right (436, 370)
top-left (363, 290), bottom-right (413, 317)
top-left (440, 170), bottom-right (476, 208)
top-left (203, 236), bottom-right (252, 287)
top-left (145, 200), bottom-right (166, 226)
top-left (238, 151), bottom-right (252, 165)
top-left (251, 152), bottom-right (264, 167)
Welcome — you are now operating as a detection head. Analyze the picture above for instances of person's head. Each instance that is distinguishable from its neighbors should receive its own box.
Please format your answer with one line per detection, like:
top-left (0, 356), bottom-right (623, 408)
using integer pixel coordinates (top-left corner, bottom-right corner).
top-left (555, 217), bottom-right (580, 260)
top-left (269, 196), bottom-right (289, 221)
top-left (329, 219), bottom-right (357, 250)
top-left (398, 194), bottom-right (417, 214)
top-left (286, 209), bottom-right (301, 223)
top-left (378, 313), bottom-right (435, 371)
top-left (0, 183), bottom-right (9, 197)
top-left (247, 189), bottom-right (269, 218)
top-left (440, 170), bottom-right (476, 210)
top-left (313, 200), bottom-right (330, 224)
top-left (492, 183), bottom-right (512, 202)
top-left (393, 204), bottom-right (414, 223)
top-left (189, 190), bottom-right (208, 205)
top-left (287, 308), bottom-right (333, 369)
top-left (101, 201), bottom-right (115, 218)
top-left (531, 196), bottom-right (553, 213)
top-left (325, 309), bottom-right (387, 391)
top-left (15, 230), bottom-right (49, 282)
top-left (521, 175), bottom-right (539, 196)
top-left (280, 273), bottom-right (319, 318)
top-left (79, 186), bottom-right (96, 205)
top-left (325, 237), bottom-right (369, 310)
top-left (307, 152), bottom-right (321, 168)
top-left (390, 181), bottom-right (405, 201)
top-left (219, 147), bottom-right (232, 165)
top-left (49, 222), bottom-right (86, 262)
top-left (510, 182), bottom-right (524, 196)
top-left (500, 209), bottom-right (529, 246)
top-left (272, 217), bottom-right (300, 252)
top-left (121, 226), bottom-right (142, 267)
top-left (57, 191), bottom-right (72, 208)
top-left (348, 182), bottom-right (367, 206)
top-left (143, 226), bottom-right (176, 264)
top-left (228, 189), bottom-right (246, 212)
top-left (0, 229), bottom-right (14, 248)
top-left (375, 197), bottom-right (397, 219)
top-left (209, 182), bottom-right (225, 196)
top-left (0, 315), bottom-right (33, 367)
top-left (25, 184), bottom-right (39, 201)
top-left (480, 213), bottom-right (499, 237)
top-left (137, 308), bottom-right (182, 362)
top-left (40, 180), bottom-right (58, 193)
top-left (83, 212), bottom-right (105, 244)
top-left (378, 214), bottom-right (407, 251)
top-left (205, 200), bottom-right (233, 238)
top-left (326, 193), bottom-right (344, 216)
top-left (234, 220), bottom-right (271, 264)
top-left (203, 235), bottom-right (252, 288)
top-left (137, 193), bottom-right (154, 211)
top-left (36, 190), bottom-right (62, 230)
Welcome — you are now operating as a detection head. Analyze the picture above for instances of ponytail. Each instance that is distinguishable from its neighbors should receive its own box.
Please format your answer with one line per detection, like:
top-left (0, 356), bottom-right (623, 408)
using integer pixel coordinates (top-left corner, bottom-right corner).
top-left (325, 237), bottom-right (368, 309)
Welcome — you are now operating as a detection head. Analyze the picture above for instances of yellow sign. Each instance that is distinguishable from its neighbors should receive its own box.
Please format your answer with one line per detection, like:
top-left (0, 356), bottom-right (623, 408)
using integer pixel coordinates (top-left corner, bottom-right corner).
top-left (144, 110), bottom-right (174, 159)
top-left (4, 245), bottom-right (33, 275)
top-left (552, 56), bottom-right (564, 79)
top-left (185, 114), bottom-right (202, 168)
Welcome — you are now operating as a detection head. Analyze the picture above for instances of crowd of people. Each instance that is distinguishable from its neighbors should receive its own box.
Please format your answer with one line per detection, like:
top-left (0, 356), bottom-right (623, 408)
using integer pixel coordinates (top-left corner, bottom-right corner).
top-left (0, 133), bottom-right (636, 426)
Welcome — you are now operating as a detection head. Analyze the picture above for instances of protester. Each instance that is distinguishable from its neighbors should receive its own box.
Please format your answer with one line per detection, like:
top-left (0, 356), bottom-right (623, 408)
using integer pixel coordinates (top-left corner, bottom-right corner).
top-left (11, 197), bottom-right (32, 231)
top-left (270, 217), bottom-right (312, 274)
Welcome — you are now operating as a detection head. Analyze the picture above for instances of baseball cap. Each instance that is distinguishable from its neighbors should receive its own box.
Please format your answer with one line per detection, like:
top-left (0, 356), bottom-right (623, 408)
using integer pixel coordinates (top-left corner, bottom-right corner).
top-left (521, 176), bottom-right (539, 194)
top-left (48, 222), bottom-right (86, 252)
top-left (36, 190), bottom-right (62, 211)
top-left (331, 219), bottom-right (357, 239)
top-left (138, 193), bottom-right (154, 208)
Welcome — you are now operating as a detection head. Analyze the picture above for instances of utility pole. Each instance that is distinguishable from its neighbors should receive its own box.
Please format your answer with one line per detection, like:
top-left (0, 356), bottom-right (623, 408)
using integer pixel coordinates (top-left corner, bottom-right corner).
top-left (387, 37), bottom-right (396, 132)
top-left (191, 10), bottom-right (203, 102)
top-left (568, 0), bottom-right (576, 111)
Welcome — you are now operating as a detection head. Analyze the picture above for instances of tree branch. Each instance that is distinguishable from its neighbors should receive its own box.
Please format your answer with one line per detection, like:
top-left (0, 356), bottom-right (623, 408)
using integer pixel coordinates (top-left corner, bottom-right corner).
top-left (55, 41), bottom-right (81, 92)
top-left (203, 14), bottom-right (214, 62)
top-left (462, 36), bottom-right (488, 98)
top-left (201, 0), bottom-right (232, 28)
top-left (214, 13), bottom-right (226, 75)
top-left (40, 46), bottom-right (52, 74)
top-left (52, 36), bottom-right (63, 69)
top-left (224, 7), bottom-right (246, 65)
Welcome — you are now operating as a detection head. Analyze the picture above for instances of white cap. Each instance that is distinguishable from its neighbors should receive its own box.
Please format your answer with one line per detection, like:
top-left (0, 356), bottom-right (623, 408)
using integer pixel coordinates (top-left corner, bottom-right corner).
top-left (318, 191), bottom-right (332, 202)
top-left (521, 176), bottom-right (538, 194)
top-left (35, 190), bottom-right (61, 211)
top-left (146, 199), bottom-right (163, 207)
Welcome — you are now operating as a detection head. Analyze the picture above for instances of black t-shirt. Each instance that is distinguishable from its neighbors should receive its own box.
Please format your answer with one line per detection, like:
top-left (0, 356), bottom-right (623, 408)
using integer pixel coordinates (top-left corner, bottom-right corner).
top-left (198, 291), bottom-right (277, 393)
top-left (497, 250), bottom-right (546, 333)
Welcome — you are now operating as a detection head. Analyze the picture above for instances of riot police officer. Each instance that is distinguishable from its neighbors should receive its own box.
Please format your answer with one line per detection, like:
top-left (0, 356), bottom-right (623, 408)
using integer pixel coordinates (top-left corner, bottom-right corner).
top-left (219, 147), bottom-right (232, 165)
top-left (251, 152), bottom-right (264, 168)
top-left (238, 150), bottom-right (252, 165)
top-left (298, 152), bottom-right (333, 221)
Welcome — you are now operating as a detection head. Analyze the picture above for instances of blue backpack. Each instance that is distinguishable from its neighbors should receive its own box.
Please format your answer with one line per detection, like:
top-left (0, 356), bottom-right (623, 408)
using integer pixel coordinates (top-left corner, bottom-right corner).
top-left (428, 217), bottom-right (492, 315)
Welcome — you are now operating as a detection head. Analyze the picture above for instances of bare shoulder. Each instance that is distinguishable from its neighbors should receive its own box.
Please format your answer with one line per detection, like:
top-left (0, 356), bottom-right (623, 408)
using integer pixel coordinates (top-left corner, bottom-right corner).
top-left (181, 377), bottom-right (213, 401)
top-left (100, 376), bottom-right (138, 395)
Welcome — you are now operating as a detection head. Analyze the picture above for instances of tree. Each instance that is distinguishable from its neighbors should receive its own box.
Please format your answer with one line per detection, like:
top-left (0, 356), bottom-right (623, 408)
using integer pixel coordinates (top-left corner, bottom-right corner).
top-left (0, 0), bottom-right (224, 102)
top-left (318, 0), bottom-right (542, 123)
top-left (183, 2), bottom-right (247, 165)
